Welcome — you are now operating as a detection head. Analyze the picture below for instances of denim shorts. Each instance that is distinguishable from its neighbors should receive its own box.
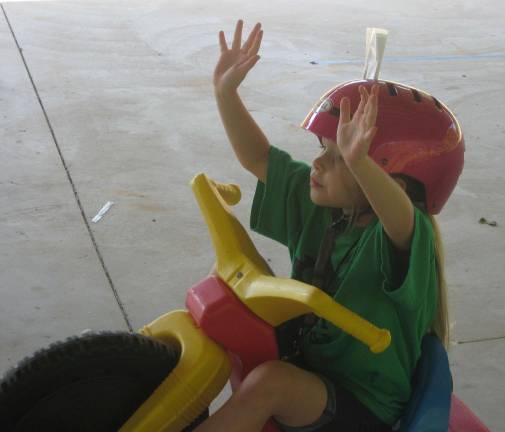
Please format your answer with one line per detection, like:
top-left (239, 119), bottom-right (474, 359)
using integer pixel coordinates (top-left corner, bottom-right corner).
top-left (274, 374), bottom-right (391, 432)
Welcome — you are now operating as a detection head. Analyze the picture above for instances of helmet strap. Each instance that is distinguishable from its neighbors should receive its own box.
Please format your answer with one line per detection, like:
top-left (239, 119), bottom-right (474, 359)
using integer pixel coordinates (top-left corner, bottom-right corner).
top-left (312, 209), bottom-right (348, 289)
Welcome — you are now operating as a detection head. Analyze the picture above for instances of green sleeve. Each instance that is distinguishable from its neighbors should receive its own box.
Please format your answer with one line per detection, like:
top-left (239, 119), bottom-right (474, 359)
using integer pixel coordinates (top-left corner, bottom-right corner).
top-left (250, 146), bottom-right (313, 252)
top-left (378, 207), bottom-right (438, 311)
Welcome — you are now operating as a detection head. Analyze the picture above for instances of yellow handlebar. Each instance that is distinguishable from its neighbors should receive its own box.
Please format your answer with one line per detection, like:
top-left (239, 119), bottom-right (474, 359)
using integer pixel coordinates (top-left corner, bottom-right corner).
top-left (245, 275), bottom-right (391, 353)
top-left (191, 173), bottom-right (391, 354)
top-left (210, 180), bottom-right (241, 206)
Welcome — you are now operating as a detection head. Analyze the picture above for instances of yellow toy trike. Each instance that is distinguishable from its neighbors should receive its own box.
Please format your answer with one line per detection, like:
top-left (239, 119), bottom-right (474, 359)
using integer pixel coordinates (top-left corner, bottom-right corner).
top-left (0, 174), bottom-right (488, 431)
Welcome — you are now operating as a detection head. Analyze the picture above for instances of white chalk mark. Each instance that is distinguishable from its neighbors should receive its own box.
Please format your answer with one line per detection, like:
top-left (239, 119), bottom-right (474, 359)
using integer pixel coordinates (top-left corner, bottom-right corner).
top-left (92, 201), bottom-right (114, 223)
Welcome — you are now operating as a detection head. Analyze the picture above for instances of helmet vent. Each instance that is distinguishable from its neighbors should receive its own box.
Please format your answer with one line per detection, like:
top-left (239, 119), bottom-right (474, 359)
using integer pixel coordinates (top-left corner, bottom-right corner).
top-left (433, 97), bottom-right (443, 110)
top-left (386, 83), bottom-right (398, 96)
top-left (330, 107), bottom-right (341, 117)
top-left (412, 89), bottom-right (422, 102)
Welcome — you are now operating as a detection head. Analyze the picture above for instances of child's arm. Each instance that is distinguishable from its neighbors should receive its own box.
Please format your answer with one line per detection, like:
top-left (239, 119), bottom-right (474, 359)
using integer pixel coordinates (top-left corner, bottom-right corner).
top-left (338, 84), bottom-right (414, 251)
top-left (214, 20), bottom-right (270, 183)
top-left (350, 156), bottom-right (414, 251)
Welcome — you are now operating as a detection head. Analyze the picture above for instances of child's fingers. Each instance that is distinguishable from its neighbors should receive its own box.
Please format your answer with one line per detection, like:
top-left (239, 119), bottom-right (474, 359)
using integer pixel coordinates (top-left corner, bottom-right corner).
top-left (361, 87), bottom-right (370, 106)
top-left (355, 87), bottom-right (367, 119)
top-left (248, 30), bottom-right (263, 57)
top-left (366, 126), bottom-right (378, 143)
top-left (218, 31), bottom-right (228, 53)
top-left (356, 87), bottom-right (364, 110)
top-left (236, 55), bottom-right (260, 72)
top-left (242, 22), bottom-right (261, 52)
top-left (364, 94), bottom-right (378, 129)
top-left (368, 85), bottom-right (380, 110)
top-left (340, 97), bottom-right (351, 123)
top-left (353, 99), bottom-right (364, 124)
top-left (232, 19), bottom-right (244, 51)
top-left (236, 54), bottom-right (261, 74)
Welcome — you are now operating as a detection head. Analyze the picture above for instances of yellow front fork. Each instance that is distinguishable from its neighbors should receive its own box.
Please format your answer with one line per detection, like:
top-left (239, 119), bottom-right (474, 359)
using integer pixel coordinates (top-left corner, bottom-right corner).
top-left (119, 311), bottom-right (231, 432)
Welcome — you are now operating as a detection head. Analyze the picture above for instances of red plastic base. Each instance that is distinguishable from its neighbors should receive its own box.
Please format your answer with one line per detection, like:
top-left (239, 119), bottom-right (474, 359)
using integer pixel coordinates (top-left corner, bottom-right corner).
top-left (186, 276), bottom-right (279, 382)
top-left (186, 276), bottom-right (282, 431)
top-left (449, 394), bottom-right (490, 431)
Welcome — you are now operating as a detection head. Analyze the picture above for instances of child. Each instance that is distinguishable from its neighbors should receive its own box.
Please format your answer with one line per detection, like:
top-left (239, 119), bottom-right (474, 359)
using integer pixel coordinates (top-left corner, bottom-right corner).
top-left (196, 19), bottom-right (464, 432)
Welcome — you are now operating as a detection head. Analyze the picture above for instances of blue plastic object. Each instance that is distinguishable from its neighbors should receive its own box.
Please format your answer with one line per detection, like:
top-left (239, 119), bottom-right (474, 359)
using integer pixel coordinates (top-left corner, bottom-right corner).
top-left (395, 333), bottom-right (453, 432)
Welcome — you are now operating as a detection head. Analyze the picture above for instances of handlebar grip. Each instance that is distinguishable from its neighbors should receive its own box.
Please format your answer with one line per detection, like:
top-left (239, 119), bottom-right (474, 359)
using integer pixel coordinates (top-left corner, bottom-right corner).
top-left (210, 180), bottom-right (242, 206)
top-left (322, 297), bottom-right (391, 353)
top-left (245, 275), bottom-right (392, 353)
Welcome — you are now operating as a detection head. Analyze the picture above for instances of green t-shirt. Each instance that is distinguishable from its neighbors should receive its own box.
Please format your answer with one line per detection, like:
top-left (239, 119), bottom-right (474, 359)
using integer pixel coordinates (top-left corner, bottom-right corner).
top-left (250, 146), bottom-right (438, 425)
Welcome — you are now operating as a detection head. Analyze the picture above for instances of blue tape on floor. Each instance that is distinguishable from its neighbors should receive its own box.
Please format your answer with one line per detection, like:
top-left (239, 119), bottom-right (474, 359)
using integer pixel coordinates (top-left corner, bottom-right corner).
top-left (314, 53), bottom-right (505, 65)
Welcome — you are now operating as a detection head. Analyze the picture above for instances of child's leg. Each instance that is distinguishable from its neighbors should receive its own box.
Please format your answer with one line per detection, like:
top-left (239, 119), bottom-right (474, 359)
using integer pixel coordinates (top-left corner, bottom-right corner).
top-left (194, 360), bottom-right (328, 432)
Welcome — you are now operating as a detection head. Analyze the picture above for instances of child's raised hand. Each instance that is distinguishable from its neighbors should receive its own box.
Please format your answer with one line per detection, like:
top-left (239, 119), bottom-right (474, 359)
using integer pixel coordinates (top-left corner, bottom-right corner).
top-left (336, 84), bottom-right (380, 168)
top-left (213, 20), bottom-right (263, 95)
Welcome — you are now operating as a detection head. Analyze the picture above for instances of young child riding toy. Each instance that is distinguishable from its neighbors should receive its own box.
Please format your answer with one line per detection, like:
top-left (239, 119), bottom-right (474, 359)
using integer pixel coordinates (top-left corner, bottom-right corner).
top-left (195, 20), bottom-right (464, 432)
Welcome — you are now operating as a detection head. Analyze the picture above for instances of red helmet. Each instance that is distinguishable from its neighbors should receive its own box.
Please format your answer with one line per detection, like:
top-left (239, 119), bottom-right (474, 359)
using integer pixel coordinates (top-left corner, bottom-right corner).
top-left (301, 79), bottom-right (465, 214)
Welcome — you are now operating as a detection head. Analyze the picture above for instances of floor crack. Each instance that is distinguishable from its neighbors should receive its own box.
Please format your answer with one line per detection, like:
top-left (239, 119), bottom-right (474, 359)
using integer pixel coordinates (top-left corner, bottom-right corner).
top-left (2, 4), bottom-right (133, 332)
top-left (456, 336), bottom-right (505, 345)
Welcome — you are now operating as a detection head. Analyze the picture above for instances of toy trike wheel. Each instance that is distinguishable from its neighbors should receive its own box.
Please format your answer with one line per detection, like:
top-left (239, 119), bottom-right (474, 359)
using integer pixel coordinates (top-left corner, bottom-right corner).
top-left (0, 331), bottom-right (208, 431)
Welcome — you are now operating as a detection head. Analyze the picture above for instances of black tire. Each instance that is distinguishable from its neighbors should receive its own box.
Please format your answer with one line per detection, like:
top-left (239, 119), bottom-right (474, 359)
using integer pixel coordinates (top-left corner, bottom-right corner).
top-left (0, 331), bottom-right (208, 431)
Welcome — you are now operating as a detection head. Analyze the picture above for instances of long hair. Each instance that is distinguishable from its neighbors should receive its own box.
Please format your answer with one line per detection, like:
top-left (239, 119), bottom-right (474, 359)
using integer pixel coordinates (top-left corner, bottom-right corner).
top-left (343, 173), bottom-right (450, 348)
top-left (394, 174), bottom-right (450, 349)
top-left (428, 214), bottom-right (450, 348)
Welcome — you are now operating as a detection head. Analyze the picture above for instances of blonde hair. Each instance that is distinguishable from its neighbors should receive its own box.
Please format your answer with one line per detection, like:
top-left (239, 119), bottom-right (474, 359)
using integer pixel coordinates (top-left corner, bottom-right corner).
top-left (428, 215), bottom-right (450, 349)
top-left (346, 173), bottom-right (451, 349)
top-left (388, 174), bottom-right (451, 348)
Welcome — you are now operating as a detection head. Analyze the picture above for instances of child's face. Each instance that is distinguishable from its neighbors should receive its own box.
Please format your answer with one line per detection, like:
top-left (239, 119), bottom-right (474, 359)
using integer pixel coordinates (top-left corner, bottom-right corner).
top-left (310, 137), bottom-right (369, 210)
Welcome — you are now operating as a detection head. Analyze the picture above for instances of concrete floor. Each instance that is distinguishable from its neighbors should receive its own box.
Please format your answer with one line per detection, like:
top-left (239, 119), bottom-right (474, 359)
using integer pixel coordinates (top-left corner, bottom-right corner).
top-left (1, 0), bottom-right (504, 429)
